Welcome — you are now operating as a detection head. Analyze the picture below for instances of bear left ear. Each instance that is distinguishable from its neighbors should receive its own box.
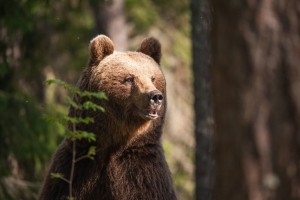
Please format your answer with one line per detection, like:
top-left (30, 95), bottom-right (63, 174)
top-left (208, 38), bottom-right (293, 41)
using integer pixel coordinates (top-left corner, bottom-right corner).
top-left (137, 37), bottom-right (161, 64)
top-left (89, 35), bottom-right (114, 66)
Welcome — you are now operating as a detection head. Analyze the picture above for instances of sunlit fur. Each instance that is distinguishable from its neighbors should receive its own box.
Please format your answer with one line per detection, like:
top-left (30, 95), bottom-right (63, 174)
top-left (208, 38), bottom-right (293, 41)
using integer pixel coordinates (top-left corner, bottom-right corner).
top-left (38, 35), bottom-right (177, 200)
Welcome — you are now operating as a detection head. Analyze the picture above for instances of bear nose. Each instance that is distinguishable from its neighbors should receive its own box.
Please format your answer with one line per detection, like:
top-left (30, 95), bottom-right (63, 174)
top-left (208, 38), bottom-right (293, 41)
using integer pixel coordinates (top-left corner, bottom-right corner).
top-left (149, 90), bottom-right (163, 104)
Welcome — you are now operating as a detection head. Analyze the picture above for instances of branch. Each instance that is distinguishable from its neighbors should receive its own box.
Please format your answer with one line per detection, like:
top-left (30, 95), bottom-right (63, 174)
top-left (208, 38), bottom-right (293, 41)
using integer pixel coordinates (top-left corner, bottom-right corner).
top-left (75, 155), bottom-right (90, 163)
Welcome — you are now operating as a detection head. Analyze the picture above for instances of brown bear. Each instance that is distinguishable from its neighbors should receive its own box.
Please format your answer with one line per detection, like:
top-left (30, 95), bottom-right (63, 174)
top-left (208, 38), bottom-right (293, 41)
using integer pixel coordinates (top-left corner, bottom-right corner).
top-left (38, 35), bottom-right (177, 200)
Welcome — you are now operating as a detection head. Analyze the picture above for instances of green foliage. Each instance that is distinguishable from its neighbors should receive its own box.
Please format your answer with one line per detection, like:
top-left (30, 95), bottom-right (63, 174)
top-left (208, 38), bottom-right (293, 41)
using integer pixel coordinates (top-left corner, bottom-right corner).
top-left (50, 173), bottom-right (64, 180)
top-left (64, 116), bottom-right (95, 125)
top-left (0, 0), bottom-right (98, 196)
top-left (46, 79), bottom-right (106, 141)
top-left (0, 0), bottom-right (193, 198)
top-left (83, 101), bottom-right (106, 112)
top-left (65, 130), bottom-right (96, 142)
top-left (46, 79), bottom-right (106, 199)
top-left (173, 30), bottom-right (192, 65)
top-left (125, 0), bottom-right (158, 32)
top-left (0, 90), bottom-right (62, 200)
top-left (46, 79), bottom-right (107, 100)
top-left (87, 146), bottom-right (96, 160)
top-left (125, 0), bottom-right (189, 34)
top-left (0, 0), bottom-right (42, 32)
top-left (0, 91), bottom-right (61, 179)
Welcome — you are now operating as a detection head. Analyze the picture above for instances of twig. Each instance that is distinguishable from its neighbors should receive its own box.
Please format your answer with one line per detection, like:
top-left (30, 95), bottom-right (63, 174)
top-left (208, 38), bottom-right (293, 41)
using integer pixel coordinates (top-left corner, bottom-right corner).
top-left (56, 176), bottom-right (71, 184)
top-left (69, 123), bottom-right (76, 198)
top-left (75, 155), bottom-right (90, 163)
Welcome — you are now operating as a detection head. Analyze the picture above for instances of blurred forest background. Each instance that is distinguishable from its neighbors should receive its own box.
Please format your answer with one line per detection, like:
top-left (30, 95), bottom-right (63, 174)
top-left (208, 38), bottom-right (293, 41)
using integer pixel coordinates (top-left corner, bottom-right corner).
top-left (1, 0), bottom-right (300, 200)
top-left (0, 0), bottom-right (194, 199)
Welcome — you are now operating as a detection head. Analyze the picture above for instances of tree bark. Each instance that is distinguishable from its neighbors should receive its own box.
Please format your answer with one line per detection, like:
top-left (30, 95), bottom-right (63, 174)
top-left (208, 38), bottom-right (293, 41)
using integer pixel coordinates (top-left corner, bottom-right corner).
top-left (91, 0), bottom-right (128, 51)
top-left (212, 0), bottom-right (300, 200)
top-left (191, 0), bottom-right (214, 200)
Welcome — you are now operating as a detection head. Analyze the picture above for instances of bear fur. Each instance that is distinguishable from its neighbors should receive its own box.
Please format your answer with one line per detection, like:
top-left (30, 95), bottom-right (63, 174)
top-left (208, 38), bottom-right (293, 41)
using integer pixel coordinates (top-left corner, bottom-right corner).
top-left (38, 35), bottom-right (177, 200)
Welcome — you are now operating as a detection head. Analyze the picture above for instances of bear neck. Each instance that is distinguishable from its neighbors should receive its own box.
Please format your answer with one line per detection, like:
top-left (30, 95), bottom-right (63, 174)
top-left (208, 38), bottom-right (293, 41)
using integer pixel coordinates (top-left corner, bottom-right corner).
top-left (70, 108), bottom-right (164, 160)
top-left (92, 110), bottom-right (163, 148)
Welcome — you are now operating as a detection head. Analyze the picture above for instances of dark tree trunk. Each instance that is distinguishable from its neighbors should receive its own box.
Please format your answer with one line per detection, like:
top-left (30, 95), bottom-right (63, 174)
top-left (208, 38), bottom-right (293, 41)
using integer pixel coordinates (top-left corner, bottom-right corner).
top-left (91, 0), bottom-right (128, 51)
top-left (191, 0), bottom-right (214, 200)
top-left (212, 0), bottom-right (300, 199)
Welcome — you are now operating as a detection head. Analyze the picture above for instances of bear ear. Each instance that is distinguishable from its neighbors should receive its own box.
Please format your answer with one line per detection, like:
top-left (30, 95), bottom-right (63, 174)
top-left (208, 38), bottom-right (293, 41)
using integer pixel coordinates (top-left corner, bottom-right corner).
top-left (137, 37), bottom-right (161, 64)
top-left (89, 35), bottom-right (114, 66)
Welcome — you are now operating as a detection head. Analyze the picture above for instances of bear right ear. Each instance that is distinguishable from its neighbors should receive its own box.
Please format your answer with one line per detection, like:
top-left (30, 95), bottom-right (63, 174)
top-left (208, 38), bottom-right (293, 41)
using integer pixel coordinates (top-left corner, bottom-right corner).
top-left (137, 37), bottom-right (161, 64)
top-left (89, 35), bottom-right (114, 66)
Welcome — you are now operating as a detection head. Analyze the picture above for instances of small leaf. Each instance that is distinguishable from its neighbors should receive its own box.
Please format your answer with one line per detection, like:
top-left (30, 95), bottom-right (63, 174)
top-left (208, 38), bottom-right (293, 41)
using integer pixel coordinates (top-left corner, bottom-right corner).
top-left (82, 101), bottom-right (105, 112)
top-left (64, 116), bottom-right (80, 124)
top-left (79, 91), bottom-right (108, 100)
top-left (66, 130), bottom-right (96, 142)
top-left (76, 131), bottom-right (96, 142)
top-left (80, 117), bottom-right (95, 124)
top-left (87, 146), bottom-right (96, 159)
top-left (46, 79), bottom-right (63, 86)
top-left (66, 96), bottom-right (82, 110)
top-left (91, 92), bottom-right (108, 100)
top-left (64, 116), bottom-right (94, 124)
top-left (50, 172), bottom-right (64, 179)
top-left (46, 79), bottom-right (80, 95)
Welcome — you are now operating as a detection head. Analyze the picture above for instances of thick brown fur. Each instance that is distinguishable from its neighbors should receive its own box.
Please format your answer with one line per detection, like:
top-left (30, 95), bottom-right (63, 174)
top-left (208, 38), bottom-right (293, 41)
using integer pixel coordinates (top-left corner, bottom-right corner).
top-left (39, 35), bottom-right (177, 200)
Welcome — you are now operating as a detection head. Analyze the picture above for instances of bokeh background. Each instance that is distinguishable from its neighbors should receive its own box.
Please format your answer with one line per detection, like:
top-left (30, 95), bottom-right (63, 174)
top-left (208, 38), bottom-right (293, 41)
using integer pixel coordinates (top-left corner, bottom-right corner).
top-left (0, 0), bottom-right (194, 199)
top-left (2, 0), bottom-right (300, 200)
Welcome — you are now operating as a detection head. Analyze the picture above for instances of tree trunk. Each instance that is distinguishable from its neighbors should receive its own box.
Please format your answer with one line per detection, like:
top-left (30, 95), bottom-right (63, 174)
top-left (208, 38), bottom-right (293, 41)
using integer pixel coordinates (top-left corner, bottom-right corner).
top-left (91, 0), bottom-right (128, 51)
top-left (212, 0), bottom-right (300, 199)
top-left (191, 0), bottom-right (215, 200)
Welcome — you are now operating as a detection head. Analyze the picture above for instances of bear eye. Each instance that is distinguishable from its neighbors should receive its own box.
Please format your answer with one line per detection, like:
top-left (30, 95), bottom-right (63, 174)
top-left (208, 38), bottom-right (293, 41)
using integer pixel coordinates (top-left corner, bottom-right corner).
top-left (151, 76), bottom-right (155, 82)
top-left (124, 75), bottom-right (134, 84)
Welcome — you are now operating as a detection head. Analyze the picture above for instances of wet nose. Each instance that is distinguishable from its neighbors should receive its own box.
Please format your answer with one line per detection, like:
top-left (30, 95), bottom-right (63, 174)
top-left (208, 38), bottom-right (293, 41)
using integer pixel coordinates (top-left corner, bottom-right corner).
top-left (149, 90), bottom-right (163, 104)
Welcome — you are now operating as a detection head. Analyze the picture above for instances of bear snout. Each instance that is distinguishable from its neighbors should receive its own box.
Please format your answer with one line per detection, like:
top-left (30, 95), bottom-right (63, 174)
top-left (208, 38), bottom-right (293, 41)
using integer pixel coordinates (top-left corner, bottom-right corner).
top-left (135, 90), bottom-right (163, 120)
top-left (148, 90), bottom-right (163, 105)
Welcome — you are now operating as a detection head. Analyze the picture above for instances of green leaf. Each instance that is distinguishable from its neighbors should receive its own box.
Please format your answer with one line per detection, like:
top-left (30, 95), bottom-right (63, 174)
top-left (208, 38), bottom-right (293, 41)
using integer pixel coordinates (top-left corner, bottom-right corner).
top-left (50, 172), bottom-right (64, 179)
top-left (43, 114), bottom-right (66, 126)
top-left (45, 79), bottom-right (62, 86)
top-left (91, 92), bottom-right (108, 100)
top-left (46, 79), bottom-right (107, 101)
top-left (81, 117), bottom-right (94, 124)
top-left (66, 130), bottom-right (96, 142)
top-left (64, 116), bottom-right (80, 124)
top-left (87, 146), bottom-right (96, 159)
top-left (66, 96), bottom-right (82, 109)
top-left (79, 91), bottom-right (108, 100)
top-left (64, 116), bottom-right (94, 124)
top-left (82, 101), bottom-right (105, 112)
top-left (46, 79), bottom-right (80, 95)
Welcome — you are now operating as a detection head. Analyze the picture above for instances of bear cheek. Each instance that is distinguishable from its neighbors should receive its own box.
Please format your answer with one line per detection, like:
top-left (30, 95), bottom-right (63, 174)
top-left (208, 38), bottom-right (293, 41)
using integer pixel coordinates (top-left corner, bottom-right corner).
top-left (106, 84), bottom-right (133, 107)
top-left (132, 91), bottom-right (149, 109)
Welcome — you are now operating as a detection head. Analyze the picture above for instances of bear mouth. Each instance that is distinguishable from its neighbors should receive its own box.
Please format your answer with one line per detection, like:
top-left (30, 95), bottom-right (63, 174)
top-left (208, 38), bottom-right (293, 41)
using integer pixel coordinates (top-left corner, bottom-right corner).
top-left (138, 108), bottom-right (159, 120)
top-left (145, 109), bottom-right (159, 119)
top-left (136, 104), bottom-right (161, 120)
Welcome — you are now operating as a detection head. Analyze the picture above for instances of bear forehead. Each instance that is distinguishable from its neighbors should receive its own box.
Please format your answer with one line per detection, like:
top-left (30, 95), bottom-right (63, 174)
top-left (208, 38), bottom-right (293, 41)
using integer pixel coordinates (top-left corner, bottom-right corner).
top-left (97, 52), bottom-right (162, 77)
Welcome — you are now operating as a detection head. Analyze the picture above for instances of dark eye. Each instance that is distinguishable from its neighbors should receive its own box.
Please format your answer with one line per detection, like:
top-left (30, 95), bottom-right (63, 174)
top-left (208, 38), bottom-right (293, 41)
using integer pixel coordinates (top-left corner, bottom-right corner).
top-left (151, 76), bottom-right (155, 82)
top-left (124, 75), bottom-right (134, 84)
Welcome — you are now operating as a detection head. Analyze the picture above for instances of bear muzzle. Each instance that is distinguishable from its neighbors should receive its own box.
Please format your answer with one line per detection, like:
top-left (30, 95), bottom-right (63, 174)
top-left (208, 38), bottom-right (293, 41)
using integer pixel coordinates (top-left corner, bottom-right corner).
top-left (149, 90), bottom-right (163, 105)
top-left (145, 90), bottom-right (163, 120)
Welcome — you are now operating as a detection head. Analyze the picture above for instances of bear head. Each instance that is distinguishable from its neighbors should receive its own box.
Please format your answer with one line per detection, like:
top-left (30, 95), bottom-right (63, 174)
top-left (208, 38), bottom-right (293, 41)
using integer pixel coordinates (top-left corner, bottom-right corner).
top-left (77, 35), bottom-right (166, 140)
